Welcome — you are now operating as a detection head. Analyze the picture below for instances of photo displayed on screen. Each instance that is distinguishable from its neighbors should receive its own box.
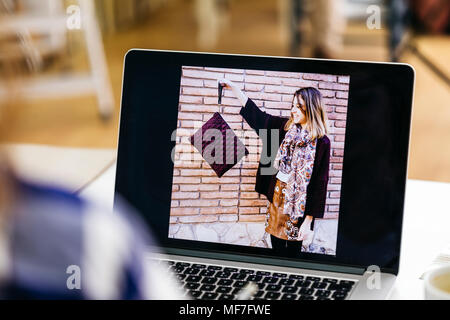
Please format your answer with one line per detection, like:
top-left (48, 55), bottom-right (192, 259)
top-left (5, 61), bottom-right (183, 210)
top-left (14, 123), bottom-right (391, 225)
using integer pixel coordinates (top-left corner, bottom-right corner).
top-left (168, 66), bottom-right (350, 256)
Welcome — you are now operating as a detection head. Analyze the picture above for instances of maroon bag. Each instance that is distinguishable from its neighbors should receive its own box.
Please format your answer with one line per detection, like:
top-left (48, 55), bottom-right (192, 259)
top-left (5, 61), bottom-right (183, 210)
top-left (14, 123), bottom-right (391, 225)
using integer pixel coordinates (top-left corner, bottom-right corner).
top-left (190, 112), bottom-right (249, 177)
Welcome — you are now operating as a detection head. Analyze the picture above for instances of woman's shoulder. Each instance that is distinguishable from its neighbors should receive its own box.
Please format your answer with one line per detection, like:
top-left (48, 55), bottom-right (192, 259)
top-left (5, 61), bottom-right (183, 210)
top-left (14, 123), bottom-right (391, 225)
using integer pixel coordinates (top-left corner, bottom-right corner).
top-left (317, 135), bottom-right (330, 145)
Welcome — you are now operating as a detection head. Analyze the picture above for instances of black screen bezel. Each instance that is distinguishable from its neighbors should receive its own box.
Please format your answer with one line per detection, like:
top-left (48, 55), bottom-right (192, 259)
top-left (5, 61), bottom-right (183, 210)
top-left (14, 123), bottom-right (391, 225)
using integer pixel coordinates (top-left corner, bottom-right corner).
top-left (115, 49), bottom-right (415, 275)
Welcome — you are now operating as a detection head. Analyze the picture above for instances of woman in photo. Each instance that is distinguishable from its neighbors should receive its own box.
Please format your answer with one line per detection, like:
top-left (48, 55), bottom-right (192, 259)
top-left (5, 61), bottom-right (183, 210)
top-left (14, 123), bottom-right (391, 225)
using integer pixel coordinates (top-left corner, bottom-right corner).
top-left (219, 78), bottom-right (330, 256)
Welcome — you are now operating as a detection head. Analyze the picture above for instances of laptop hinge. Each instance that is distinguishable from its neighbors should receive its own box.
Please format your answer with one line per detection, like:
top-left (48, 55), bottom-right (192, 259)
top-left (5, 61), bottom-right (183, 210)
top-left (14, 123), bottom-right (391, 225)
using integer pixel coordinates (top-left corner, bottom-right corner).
top-left (160, 247), bottom-right (366, 276)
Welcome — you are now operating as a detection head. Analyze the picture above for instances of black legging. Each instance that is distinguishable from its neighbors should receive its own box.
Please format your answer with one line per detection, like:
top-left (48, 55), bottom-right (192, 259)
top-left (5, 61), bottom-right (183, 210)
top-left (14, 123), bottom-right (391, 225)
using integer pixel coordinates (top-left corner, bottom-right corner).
top-left (270, 235), bottom-right (303, 256)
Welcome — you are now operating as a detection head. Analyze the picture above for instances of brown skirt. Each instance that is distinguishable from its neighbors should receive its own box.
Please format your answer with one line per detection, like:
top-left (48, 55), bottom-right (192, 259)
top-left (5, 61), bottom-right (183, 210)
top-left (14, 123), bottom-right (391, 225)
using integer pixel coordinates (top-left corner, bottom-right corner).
top-left (265, 179), bottom-right (305, 241)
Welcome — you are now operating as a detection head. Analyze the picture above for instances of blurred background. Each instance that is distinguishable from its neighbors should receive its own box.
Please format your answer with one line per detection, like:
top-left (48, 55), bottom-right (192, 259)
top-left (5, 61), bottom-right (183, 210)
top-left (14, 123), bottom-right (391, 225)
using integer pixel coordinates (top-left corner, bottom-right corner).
top-left (0, 0), bottom-right (449, 183)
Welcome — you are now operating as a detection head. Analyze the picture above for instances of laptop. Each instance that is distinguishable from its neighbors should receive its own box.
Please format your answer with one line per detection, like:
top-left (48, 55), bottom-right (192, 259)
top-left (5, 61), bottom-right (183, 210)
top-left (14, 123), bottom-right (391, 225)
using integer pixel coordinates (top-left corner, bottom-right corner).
top-left (115, 49), bottom-right (415, 300)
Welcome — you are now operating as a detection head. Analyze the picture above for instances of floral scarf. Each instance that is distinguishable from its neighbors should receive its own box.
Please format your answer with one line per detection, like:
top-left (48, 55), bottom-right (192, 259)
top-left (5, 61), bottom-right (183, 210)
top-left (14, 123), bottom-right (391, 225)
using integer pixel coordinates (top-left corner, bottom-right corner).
top-left (273, 124), bottom-right (317, 240)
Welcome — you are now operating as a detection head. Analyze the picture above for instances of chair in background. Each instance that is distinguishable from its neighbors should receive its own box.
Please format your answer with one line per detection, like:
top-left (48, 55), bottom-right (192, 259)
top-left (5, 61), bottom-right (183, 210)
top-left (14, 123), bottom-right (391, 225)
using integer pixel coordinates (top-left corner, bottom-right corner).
top-left (0, 0), bottom-right (114, 120)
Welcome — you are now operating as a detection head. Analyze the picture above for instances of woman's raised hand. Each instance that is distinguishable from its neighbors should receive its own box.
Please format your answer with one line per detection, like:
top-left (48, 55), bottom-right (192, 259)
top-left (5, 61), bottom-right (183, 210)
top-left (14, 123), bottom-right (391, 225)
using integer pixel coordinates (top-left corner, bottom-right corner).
top-left (217, 78), bottom-right (234, 89)
top-left (217, 78), bottom-right (248, 106)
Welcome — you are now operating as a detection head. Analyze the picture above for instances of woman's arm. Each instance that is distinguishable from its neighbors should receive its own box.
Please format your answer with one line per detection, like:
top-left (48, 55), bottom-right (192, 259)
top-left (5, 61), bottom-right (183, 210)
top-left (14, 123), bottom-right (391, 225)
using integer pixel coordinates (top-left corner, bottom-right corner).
top-left (218, 78), bottom-right (282, 133)
top-left (218, 78), bottom-right (248, 106)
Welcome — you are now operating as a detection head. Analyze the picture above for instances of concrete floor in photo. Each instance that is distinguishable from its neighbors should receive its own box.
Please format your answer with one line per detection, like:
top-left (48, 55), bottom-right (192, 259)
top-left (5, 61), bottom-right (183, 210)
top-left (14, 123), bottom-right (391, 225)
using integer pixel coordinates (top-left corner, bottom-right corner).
top-left (169, 218), bottom-right (338, 255)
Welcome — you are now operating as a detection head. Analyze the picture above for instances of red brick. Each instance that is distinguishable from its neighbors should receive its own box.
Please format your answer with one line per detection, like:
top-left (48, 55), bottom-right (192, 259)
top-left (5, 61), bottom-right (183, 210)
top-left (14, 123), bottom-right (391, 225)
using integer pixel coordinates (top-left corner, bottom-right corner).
top-left (264, 85), bottom-right (296, 94)
top-left (323, 98), bottom-right (349, 106)
top-left (240, 192), bottom-right (259, 199)
top-left (336, 91), bottom-right (349, 99)
top-left (225, 73), bottom-right (244, 82)
top-left (183, 87), bottom-right (218, 97)
top-left (183, 66), bottom-right (204, 70)
top-left (326, 198), bottom-right (341, 205)
top-left (246, 70), bottom-right (265, 75)
top-left (178, 112), bottom-right (203, 120)
top-left (169, 217), bottom-right (178, 224)
top-left (179, 95), bottom-right (203, 104)
top-left (328, 113), bottom-right (347, 121)
top-left (179, 215), bottom-right (219, 223)
top-left (246, 75), bottom-right (282, 85)
top-left (240, 169), bottom-right (257, 177)
top-left (219, 215), bottom-right (239, 222)
top-left (265, 101), bottom-right (292, 109)
top-left (221, 169), bottom-right (241, 177)
top-left (244, 83), bottom-right (264, 91)
top-left (327, 184), bottom-right (341, 191)
top-left (265, 71), bottom-right (301, 78)
top-left (204, 97), bottom-right (242, 106)
top-left (199, 184), bottom-right (220, 191)
top-left (229, 122), bottom-right (243, 130)
top-left (171, 192), bottom-right (199, 200)
top-left (223, 114), bottom-right (244, 122)
top-left (332, 164), bottom-right (343, 170)
top-left (183, 69), bottom-right (223, 80)
top-left (170, 207), bottom-right (200, 216)
top-left (180, 120), bottom-right (202, 128)
top-left (282, 78), bottom-right (318, 88)
top-left (179, 104), bottom-right (219, 113)
top-left (338, 76), bottom-right (350, 84)
top-left (240, 184), bottom-right (255, 191)
top-left (220, 199), bottom-right (239, 207)
top-left (303, 73), bottom-right (337, 82)
top-left (179, 185), bottom-right (199, 192)
top-left (204, 67), bottom-right (243, 74)
top-left (330, 127), bottom-right (346, 135)
top-left (335, 107), bottom-right (347, 113)
top-left (223, 107), bottom-right (240, 114)
top-left (221, 184), bottom-right (239, 191)
top-left (239, 199), bottom-right (268, 207)
top-left (320, 90), bottom-right (336, 98)
top-left (329, 170), bottom-right (342, 177)
top-left (174, 161), bottom-right (202, 169)
top-left (172, 177), bottom-right (201, 184)
top-left (239, 215), bottom-right (266, 222)
top-left (246, 91), bottom-right (281, 102)
top-left (241, 177), bottom-right (256, 184)
top-left (181, 78), bottom-right (203, 87)
top-left (200, 207), bottom-right (238, 215)
top-left (179, 199), bottom-right (219, 207)
top-left (330, 191), bottom-right (341, 198)
top-left (239, 207), bottom-right (260, 214)
top-left (181, 169), bottom-right (215, 177)
top-left (319, 82), bottom-right (349, 91)
top-left (330, 157), bottom-right (343, 164)
top-left (333, 149), bottom-right (344, 157)
top-left (201, 191), bottom-right (238, 199)
top-left (330, 178), bottom-right (342, 184)
top-left (334, 121), bottom-right (347, 128)
top-left (201, 177), bottom-right (241, 184)
top-left (282, 94), bottom-right (296, 103)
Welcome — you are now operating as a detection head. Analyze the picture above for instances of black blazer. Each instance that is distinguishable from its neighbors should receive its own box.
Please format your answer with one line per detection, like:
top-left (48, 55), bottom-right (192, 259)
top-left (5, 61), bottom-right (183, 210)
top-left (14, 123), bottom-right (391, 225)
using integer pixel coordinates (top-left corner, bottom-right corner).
top-left (240, 98), bottom-right (330, 219)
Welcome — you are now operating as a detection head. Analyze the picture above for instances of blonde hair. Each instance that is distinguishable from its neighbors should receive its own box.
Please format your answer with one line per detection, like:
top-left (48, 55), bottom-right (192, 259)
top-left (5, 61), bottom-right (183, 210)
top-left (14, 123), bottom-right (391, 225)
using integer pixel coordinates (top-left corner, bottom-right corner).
top-left (284, 87), bottom-right (328, 140)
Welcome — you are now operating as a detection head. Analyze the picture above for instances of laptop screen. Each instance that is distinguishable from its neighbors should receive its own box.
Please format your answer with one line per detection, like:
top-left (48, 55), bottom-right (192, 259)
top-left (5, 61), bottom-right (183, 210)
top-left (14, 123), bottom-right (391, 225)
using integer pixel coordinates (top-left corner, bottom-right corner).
top-left (116, 50), bottom-right (414, 274)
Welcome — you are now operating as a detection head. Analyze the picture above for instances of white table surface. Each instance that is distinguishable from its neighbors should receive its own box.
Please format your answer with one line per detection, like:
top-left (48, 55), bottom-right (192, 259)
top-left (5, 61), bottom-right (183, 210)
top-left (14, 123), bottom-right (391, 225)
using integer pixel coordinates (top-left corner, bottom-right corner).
top-left (79, 163), bottom-right (450, 300)
top-left (2, 144), bottom-right (117, 193)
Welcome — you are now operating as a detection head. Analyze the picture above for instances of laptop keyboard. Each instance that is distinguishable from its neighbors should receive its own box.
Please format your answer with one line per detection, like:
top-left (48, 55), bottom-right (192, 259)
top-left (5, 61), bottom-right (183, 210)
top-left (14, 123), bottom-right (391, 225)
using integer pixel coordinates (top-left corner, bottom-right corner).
top-left (159, 259), bottom-right (356, 300)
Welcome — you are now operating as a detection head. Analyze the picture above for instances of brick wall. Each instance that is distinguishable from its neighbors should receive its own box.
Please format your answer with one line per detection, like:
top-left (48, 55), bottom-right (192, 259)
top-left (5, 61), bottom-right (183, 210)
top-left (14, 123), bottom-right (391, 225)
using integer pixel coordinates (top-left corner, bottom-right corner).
top-left (169, 66), bottom-right (349, 226)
